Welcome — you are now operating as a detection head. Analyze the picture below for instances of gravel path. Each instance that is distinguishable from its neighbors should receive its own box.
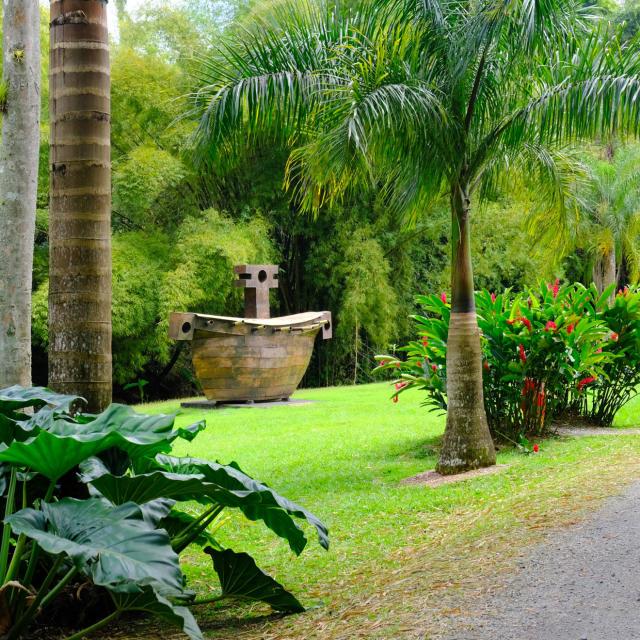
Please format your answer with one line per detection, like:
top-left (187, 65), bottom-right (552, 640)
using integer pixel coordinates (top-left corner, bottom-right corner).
top-left (440, 482), bottom-right (640, 640)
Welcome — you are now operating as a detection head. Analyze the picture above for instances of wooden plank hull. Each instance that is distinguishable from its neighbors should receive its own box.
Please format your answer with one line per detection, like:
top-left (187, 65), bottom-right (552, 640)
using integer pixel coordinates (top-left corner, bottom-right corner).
top-left (192, 328), bottom-right (320, 402)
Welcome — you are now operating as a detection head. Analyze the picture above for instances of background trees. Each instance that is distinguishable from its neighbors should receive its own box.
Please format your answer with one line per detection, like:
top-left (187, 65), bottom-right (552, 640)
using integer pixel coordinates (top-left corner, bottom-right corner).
top-left (186, 0), bottom-right (640, 472)
top-left (11, 0), bottom-right (639, 405)
top-left (0, 0), bottom-right (41, 387)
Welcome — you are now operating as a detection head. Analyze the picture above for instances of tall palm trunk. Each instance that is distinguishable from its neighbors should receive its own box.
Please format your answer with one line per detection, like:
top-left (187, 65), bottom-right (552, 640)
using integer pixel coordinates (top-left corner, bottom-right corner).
top-left (437, 182), bottom-right (496, 475)
top-left (0, 0), bottom-right (41, 388)
top-left (49, 0), bottom-right (112, 411)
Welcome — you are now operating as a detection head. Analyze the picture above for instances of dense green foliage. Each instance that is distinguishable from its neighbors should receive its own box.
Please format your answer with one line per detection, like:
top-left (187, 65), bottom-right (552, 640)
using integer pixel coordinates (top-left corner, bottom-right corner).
top-left (16, 0), bottom-right (640, 400)
top-left (0, 386), bottom-right (327, 639)
top-left (379, 283), bottom-right (640, 440)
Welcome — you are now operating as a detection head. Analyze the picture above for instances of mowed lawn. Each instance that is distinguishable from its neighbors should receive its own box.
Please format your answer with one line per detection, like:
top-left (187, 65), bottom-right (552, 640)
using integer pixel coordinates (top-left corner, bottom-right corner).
top-left (138, 383), bottom-right (640, 639)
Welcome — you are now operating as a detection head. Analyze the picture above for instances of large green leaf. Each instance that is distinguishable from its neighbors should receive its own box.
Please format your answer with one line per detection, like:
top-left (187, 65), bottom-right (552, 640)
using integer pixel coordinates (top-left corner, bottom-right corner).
top-left (157, 456), bottom-right (329, 552)
top-left (6, 498), bottom-right (185, 595)
top-left (81, 456), bottom-right (328, 555)
top-left (111, 586), bottom-right (203, 640)
top-left (0, 386), bottom-right (81, 414)
top-left (0, 406), bottom-right (205, 481)
top-left (206, 547), bottom-right (304, 613)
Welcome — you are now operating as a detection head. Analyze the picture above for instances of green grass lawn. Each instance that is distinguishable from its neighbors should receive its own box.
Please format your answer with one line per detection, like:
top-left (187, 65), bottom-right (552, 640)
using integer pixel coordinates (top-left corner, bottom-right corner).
top-left (135, 383), bottom-right (640, 639)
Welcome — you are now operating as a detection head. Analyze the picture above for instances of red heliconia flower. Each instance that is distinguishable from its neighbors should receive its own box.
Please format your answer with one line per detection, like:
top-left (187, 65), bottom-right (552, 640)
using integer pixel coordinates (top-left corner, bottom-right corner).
top-left (431, 364), bottom-right (437, 372)
top-left (610, 332), bottom-right (619, 342)
top-left (491, 292), bottom-right (497, 303)
top-left (440, 292), bottom-right (447, 304)
top-left (533, 444), bottom-right (540, 453)
top-left (522, 377), bottom-right (536, 396)
top-left (521, 318), bottom-right (532, 332)
top-left (518, 344), bottom-right (527, 363)
top-left (544, 320), bottom-right (557, 332)
top-left (553, 278), bottom-right (560, 298)
top-left (566, 323), bottom-right (575, 335)
top-left (577, 376), bottom-right (597, 391)
top-left (536, 391), bottom-right (545, 407)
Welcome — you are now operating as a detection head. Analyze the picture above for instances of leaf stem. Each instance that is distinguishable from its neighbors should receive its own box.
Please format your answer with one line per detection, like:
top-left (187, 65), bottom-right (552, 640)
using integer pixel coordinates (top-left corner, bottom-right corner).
top-left (39, 565), bottom-right (78, 610)
top-left (7, 554), bottom-right (65, 640)
top-left (23, 479), bottom-right (57, 588)
top-left (0, 468), bottom-right (18, 581)
top-left (191, 594), bottom-right (227, 606)
top-left (63, 609), bottom-right (121, 640)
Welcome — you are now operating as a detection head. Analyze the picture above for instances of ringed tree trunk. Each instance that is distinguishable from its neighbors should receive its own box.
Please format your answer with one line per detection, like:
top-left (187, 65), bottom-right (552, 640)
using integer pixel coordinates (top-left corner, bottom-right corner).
top-left (49, 0), bottom-right (112, 411)
top-left (0, 0), bottom-right (41, 388)
top-left (436, 182), bottom-right (496, 475)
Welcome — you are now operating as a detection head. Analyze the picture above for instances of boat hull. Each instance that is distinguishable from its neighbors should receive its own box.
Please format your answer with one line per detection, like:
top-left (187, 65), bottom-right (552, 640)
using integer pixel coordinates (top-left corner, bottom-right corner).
top-left (191, 328), bottom-right (320, 402)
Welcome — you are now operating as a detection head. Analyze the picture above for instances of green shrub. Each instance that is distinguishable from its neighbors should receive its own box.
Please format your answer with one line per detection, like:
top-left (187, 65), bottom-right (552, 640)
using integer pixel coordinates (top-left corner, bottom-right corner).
top-left (573, 286), bottom-right (640, 425)
top-left (0, 386), bottom-right (327, 639)
top-left (377, 283), bottom-right (620, 441)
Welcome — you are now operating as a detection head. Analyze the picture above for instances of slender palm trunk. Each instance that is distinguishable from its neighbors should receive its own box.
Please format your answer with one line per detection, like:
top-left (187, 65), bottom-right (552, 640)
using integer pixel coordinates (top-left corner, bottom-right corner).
top-left (592, 247), bottom-right (617, 303)
top-left (49, 0), bottom-right (112, 411)
top-left (437, 182), bottom-right (496, 475)
top-left (0, 0), bottom-right (41, 388)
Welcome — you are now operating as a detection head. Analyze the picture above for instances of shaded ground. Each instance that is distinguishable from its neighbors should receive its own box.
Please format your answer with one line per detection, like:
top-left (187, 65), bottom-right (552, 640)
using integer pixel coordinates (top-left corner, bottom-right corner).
top-left (439, 481), bottom-right (640, 640)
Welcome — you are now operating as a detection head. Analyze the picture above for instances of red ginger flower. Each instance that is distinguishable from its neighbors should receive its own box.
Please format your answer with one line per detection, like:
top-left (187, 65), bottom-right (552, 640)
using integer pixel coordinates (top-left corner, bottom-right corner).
top-left (522, 377), bottom-right (536, 395)
top-left (440, 292), bottom-right (447, 304)
top-left (508, 316), bottom-right (532, 331)
top-left (518, 344), bottom-right (527, 363)
top-left (553, 278), bottom-right (560, 298)
top-left (533, 444), bottom-right (539, 453)
top-left (491, 292), bottom-right (497, 303)
top-left (422, 337), bottom-right (429, 347)
top-left (566, 323), bottom-right (574, 335)
top-left (431, 364), bottom-right (437, 372)
top-left (395, 381), bottom-right (408, 391)
top-left (536, 391), bottom-right (545, 407)
top-left (544, 320), bottom-right (557, 332)
top-left (611, 332), bottom-right (619, 342)
top-left (577, 376), bottom-right (597, 391)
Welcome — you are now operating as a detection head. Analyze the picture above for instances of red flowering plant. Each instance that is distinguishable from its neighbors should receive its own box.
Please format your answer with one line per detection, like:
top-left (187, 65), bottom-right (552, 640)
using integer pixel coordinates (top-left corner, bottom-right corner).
top-left (377, 282), bottom-right (615, 442)
top-left (374, 293), bottom-right (449, 410)
top-left (480, 282), bottom-right (613, 438)
top-left (572, 285), bottom-right (640, 426)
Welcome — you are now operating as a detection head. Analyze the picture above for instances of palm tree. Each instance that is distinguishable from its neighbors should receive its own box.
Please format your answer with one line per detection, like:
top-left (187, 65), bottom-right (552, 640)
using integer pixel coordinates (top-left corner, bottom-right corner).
top-left (49, 0), bottom-right (112, 411)
top-left (532, 146), bottom-right (640, 298)
top-left (0, 0), bottom-right (41, 387)
top-left (190, 0), bottom-right (640, 473)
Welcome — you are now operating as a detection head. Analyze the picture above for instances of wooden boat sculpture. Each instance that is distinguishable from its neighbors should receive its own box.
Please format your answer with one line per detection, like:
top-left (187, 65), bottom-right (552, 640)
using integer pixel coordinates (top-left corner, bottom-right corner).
top-left (169, 265), bottom-right (332, 403)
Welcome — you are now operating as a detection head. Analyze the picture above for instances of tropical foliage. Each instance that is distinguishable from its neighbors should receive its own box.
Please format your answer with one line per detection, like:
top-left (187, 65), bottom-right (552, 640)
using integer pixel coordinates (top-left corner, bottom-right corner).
top-left (378, 283), bottom-right (638, 441)
top-left (0, 387), bottom-right (327, 639)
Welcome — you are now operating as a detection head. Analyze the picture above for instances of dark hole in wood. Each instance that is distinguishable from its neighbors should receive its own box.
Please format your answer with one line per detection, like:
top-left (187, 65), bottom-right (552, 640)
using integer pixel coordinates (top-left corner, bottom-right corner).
top-left (325, 321), bottom-right (332, 331)
top-left (182, 322), bottom-right (192, 334)
top-left (258, 270), bottom-right (268, 283)
top-left (239, 273), bottom-right (251, 280)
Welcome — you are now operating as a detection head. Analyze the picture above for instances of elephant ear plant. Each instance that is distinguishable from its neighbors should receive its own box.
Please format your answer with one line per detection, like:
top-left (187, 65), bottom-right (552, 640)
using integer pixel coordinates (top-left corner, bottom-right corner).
top-left (0, 386), bottom-right (328, 639)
